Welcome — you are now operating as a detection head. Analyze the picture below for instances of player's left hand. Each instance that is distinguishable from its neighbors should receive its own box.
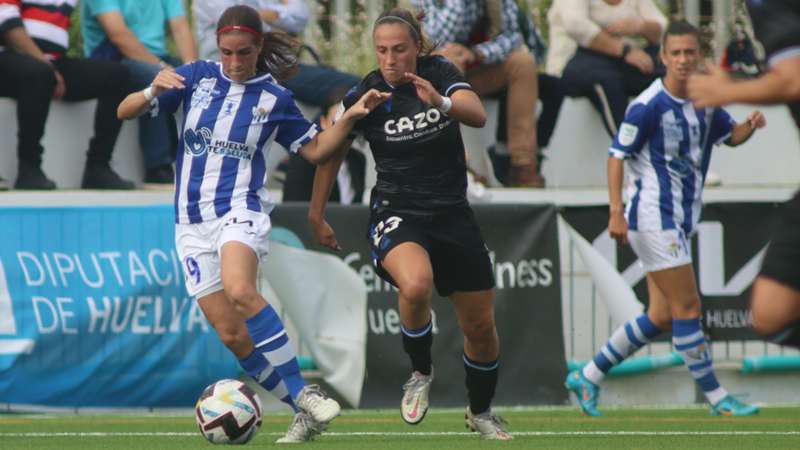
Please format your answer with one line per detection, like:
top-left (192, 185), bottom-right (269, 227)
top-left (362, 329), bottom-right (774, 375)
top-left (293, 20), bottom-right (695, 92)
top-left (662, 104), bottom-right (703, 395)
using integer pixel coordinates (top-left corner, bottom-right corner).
top-left (345, 88), bottom-right (391, 120)
top-left (688, 64), bottom-right (734, 108)
top-left (403, 72), bottom-right (442, 107)
top-left (747, 110), bottom-right (767, 129)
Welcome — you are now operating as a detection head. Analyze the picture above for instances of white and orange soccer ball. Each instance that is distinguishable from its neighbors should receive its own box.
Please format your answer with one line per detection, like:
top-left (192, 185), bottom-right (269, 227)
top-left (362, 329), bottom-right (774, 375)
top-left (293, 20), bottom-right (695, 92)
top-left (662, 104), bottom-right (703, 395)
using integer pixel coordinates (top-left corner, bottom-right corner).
top-left (195, 379), bottom-right (263, 445)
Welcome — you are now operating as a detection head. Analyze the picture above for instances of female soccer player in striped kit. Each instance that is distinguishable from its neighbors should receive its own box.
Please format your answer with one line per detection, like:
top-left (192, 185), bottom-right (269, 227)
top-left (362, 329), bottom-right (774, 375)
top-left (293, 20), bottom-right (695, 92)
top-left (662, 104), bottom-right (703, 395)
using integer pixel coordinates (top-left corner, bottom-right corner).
top-left (565, 20), bottom-right (764, 418)
top-left (118, 4), bottom-right (389, 443)
top-left (307, 8), bottom-right (511, 441)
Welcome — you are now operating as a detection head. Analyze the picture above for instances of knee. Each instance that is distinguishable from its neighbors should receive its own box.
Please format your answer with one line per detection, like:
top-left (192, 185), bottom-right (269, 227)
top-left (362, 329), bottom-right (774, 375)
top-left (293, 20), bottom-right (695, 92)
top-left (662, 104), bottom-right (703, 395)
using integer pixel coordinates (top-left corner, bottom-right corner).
top-left (750, 300), bottom-right (782, 337)
top-left (462, 317), bottom-right (496, 344)
top-left (504, 49), bottom-right (537, 78)
top-left (225, 283), bottom-right (261, 309)
top-left (27, 61), bottom-right (56, 89)
top-left (648, 311), bottom-right (672, 331)
top-left (398, 277), bottom-right (433, 305)
top-left (216, 326), bottom-right (250, 351)
top-left (670, 296), bottom-right (702, 319)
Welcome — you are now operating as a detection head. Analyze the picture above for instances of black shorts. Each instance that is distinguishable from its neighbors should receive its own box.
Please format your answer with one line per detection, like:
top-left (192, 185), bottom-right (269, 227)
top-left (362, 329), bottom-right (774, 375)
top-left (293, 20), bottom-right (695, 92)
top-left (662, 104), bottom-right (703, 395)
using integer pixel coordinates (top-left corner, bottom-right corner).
top-left (760, 190), bottom-right (800, 291)
top-left (366, 204), bottom-right (495, 297)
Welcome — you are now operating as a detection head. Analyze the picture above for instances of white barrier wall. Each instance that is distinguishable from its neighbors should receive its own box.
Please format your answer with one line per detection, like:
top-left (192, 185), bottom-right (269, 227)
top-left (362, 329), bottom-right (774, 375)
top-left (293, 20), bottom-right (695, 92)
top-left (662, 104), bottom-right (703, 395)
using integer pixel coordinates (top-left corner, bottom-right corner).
top-left (2, 96), bottom-right (799, 189)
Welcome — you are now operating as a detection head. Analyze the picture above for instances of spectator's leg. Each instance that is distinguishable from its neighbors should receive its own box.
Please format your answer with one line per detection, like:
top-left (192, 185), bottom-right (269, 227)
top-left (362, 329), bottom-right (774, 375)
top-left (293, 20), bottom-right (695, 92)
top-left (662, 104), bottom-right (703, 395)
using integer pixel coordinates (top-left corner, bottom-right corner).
top-left (536, 74), bottom-right (566, 150)
top-left (0, 51), bottom-right (57, 189)
top-left (0, 51), bottom-right (54, 169)
top-left (283, 63), bottom-right (360, 110)
top-left (56, 57), bottom-right (134, 189)
top-left (121, 58), bottom-right (176, 177)
top-left (468, 48), bottom-right (543, 187)
top-left (562, 49), bottom-right (628, 138)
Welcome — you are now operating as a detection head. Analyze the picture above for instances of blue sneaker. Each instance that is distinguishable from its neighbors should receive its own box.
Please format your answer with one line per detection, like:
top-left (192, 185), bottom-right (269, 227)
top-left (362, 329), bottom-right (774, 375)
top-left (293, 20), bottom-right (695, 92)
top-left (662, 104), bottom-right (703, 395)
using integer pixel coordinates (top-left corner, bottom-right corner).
top-left (564, 370), bottom-right (601, 417)
top-left (710, 395), bottom-right (759, 417)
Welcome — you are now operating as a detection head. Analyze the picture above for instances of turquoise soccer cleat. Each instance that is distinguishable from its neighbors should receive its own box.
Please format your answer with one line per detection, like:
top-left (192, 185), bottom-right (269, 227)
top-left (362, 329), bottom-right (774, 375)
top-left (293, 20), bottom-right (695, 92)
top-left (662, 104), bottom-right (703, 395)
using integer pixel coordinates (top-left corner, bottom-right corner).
top-left (564, 369), bottom-right (602, 417)
top-left (710, 395), bottom-right (760, 417)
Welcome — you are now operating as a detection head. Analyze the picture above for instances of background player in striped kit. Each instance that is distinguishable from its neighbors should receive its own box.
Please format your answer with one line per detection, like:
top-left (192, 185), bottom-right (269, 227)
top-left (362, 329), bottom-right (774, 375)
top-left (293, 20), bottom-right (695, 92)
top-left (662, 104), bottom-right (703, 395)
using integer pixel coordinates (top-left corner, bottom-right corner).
top-left (117, 4), bottom-right (389, 443)
top-left (565, 20), bottom-right (764, 417)
top-left (307, 8), bottom-right (512, 441)
top-left (689, 0), bottom-right (800, 351)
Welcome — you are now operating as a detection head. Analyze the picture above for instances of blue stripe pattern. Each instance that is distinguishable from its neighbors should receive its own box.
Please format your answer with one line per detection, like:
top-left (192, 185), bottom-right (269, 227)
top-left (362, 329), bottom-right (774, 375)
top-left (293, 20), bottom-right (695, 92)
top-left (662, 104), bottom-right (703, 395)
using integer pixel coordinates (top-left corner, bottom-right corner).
top-left (678, 109), bottom-right (695, 234)
top-left (651, 123), bottom-right (675, 229)
top-left (186, 81), bottom-right (227, 223)
top-left (246, 305), bottom-right (305, 398)
top-left (624, 323), bottom-right (644, 347)
top-left (628, 179), bottom-right (642, 230)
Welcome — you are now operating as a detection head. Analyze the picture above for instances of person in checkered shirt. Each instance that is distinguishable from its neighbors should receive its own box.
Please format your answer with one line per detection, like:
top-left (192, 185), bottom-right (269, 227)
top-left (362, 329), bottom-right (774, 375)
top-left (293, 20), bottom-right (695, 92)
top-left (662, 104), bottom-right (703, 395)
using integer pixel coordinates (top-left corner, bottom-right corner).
top-left (412, 0), bottom-right (547, 188)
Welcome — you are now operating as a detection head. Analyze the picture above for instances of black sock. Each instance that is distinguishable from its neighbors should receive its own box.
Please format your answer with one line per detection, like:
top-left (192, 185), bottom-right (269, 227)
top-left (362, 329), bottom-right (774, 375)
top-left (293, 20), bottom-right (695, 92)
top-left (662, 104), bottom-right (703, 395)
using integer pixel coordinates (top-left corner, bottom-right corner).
top-left (768, 321), bottom-right (800, 349)
top-left (401, 321), bottom-right (433, 375)
top-left (463, 354), bottom-right (498, 415)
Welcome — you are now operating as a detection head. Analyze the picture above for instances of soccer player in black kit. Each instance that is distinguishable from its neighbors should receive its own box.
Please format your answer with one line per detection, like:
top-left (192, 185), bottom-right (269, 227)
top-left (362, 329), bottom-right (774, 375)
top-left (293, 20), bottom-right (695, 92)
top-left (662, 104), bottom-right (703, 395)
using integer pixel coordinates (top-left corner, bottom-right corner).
top-left (689, 0), bottom-right (800, 348)
top-left (307, 7), bottom-right (512, 441)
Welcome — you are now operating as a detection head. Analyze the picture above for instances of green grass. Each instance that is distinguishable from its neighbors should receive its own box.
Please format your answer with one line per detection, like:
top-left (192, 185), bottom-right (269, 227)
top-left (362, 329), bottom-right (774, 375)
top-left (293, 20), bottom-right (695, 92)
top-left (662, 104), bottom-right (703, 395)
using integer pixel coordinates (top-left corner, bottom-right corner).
top-left (1, 406), bottom-right (799, 449)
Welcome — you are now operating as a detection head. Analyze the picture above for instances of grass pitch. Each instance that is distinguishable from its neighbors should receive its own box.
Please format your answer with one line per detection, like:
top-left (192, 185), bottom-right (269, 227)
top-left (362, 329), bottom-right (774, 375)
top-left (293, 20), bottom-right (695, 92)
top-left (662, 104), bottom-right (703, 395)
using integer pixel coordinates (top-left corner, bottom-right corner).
top-left (1, 406), bottom-right (799, 449)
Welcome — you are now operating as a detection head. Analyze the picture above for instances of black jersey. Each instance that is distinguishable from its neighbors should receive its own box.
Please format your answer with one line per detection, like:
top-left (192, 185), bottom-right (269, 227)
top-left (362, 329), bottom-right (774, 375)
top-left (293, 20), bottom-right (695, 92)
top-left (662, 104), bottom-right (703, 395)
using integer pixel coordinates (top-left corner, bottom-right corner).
top-left (747, 0), bottom-right (800, 128)
top-left (343, 55), bottom-right (474, 213)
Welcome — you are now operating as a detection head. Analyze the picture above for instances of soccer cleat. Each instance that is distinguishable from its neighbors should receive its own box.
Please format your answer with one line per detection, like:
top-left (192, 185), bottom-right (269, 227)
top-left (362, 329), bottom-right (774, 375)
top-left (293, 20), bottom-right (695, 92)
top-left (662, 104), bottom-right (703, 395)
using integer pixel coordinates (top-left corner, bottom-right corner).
top-left (564, 369), bottom-right (602, 417)
top-left (400, 369), bottom-right (433, 425)
top-left (275, 411), bottom-right (324, 444)
top-left (295, 384), bottom-right (341, 424)
top-left (711, 395), bottom-right (760, 417)
top-left (465, 407), bottom-right (513, 440)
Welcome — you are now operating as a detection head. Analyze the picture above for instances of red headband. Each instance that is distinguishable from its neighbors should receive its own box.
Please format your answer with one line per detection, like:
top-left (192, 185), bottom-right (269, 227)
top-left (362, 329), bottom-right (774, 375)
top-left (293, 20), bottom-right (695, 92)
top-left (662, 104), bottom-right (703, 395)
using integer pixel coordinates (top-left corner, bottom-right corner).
top-left (217, 25), bottom-right (262, 39)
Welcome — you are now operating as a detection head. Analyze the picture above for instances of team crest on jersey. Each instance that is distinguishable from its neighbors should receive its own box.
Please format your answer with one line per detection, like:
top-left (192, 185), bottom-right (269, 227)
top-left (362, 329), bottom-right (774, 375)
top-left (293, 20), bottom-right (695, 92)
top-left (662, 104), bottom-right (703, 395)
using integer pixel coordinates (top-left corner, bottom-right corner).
top-left (191, 78), bottom-right (217, 110)
top-left (252, 106), bottom-right (269, 124)
top-left (184, 127), bottom-right (212, 156)
top-left (222, 98), bottom-right (239, 116)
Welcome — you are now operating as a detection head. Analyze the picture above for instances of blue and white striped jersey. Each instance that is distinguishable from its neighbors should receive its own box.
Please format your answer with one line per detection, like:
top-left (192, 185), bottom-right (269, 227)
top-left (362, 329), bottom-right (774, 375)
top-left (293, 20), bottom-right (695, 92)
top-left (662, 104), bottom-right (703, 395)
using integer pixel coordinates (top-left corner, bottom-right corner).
top-left (154, 60), bottom-right (317, 224)
top-left (609, 78), bottom-right (735, 234)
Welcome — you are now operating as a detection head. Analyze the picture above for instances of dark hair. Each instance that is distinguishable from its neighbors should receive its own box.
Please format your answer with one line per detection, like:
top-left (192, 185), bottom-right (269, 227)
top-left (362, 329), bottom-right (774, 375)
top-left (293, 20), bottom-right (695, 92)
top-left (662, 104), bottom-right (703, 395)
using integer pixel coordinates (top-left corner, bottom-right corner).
top-left (662, 20), bottom-right (701, 48)
top-left (216, 5), bottom-right (299, 82)
top-left (373, 8), bottom-right (435, 56)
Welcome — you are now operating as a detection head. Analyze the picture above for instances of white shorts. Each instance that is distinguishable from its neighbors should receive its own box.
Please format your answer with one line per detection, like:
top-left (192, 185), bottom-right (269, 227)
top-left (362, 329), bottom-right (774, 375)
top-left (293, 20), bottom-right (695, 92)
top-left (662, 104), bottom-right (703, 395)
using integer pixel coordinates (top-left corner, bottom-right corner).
top-left (175, 209), bottom-right (271, 298)
top-left (628, 228), bottom-right (692, 272)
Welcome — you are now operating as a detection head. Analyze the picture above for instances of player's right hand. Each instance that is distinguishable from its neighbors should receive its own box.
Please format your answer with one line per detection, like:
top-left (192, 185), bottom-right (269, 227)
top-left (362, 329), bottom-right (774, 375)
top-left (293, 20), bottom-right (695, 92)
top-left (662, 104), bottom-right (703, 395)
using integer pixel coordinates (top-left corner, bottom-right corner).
top-left (608, 212), bottom-right (629, 245)
top-left (150, 67), bottom-right (186, 96)
top-left (310, 217), bottom-right (342, 251)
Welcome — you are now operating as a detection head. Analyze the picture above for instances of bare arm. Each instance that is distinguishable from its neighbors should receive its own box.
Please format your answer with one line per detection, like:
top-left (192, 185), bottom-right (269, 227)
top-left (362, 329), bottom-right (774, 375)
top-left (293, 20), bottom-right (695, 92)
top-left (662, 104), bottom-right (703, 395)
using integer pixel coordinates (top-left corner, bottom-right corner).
top-left (96, 11), bottom-right (161, 64)
top-left (298, 89), bottom-right (390, 164)
top-left (639, 20), bottom-right (662, 44)
top-left (2, 26), bottom-right (49, 62)
top-left (404, 72), bottom-right (486, 128)
top-left (117, 68), bottom-right (186, 119)
top-left (607, 156), bottom-right (628, 245)
top-left (726, 111), bottom-right (766, 146)
top-left (169, 16), bottom-right (197, 63)
top-left (307, 149), bottom-right (349, 250)
top-left (690, 58), bottom-right (800, 107)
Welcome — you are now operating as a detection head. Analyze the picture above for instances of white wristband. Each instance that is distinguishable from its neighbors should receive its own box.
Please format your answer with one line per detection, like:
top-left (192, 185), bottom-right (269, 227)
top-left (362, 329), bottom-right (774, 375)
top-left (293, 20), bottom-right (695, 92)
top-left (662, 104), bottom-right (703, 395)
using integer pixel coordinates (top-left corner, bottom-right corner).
top-left (436, 96), bottom-right (452, 113)
top-left (142, 86), bottom-right (155, 102)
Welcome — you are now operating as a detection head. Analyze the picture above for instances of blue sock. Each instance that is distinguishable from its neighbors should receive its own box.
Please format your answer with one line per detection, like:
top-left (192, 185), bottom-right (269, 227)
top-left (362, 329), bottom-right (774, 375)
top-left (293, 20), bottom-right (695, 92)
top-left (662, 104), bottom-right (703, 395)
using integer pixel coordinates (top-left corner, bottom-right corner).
top-left (582, 314), bottom-right (662, 384)
top-left (673, 318), bottom-right (727, 405)
top-left (239, 350), bottom-right (298, 411)
top-left (245, 305), bottom-right (305, 399)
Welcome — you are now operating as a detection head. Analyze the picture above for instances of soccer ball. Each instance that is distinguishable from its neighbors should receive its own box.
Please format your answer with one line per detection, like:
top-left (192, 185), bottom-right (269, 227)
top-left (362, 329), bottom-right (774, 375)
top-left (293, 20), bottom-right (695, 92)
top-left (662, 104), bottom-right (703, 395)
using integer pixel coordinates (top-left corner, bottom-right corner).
top-left (195, 379), bottom-right (263, 445)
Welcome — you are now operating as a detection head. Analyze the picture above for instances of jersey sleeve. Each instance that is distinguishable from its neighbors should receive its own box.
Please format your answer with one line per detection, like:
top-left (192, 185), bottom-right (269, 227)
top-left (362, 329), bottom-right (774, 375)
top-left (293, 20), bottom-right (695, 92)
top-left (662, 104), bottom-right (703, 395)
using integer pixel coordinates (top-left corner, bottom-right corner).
top-left (431, 55), bottom-right (472, 96)
top-left (275, 96), bottom-right (318, 154)
top-left (151, 61), bottom-right (196, 117)
top-left (709, 107), bottom-right (736, 146)
top-left (609, 103), bottom-right (651, 159)
top-left (747, 0), bottom-right (800, 68)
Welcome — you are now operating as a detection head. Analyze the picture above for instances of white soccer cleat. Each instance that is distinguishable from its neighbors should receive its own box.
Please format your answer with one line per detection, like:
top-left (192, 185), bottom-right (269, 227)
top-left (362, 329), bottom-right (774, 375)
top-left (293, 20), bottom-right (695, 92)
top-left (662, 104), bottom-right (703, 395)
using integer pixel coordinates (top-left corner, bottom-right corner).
top-left (295, 384), bottom-right (341, 424)
top-left (401, 369), bottom-right (433, 425)
top-left (275, 411), bottom-right (324, 444)
top-left (465, 407), bottom-right (513, 440)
